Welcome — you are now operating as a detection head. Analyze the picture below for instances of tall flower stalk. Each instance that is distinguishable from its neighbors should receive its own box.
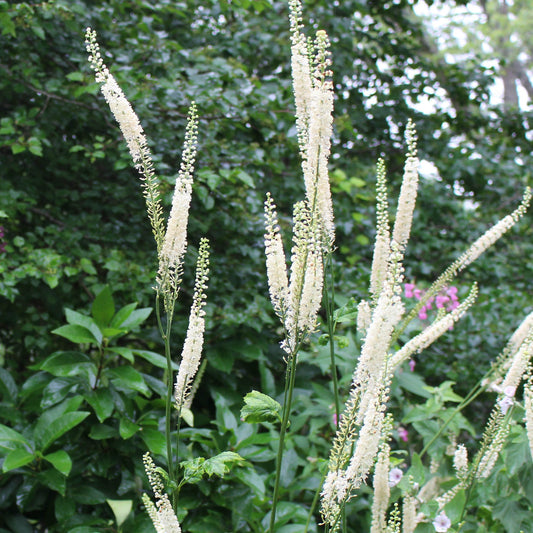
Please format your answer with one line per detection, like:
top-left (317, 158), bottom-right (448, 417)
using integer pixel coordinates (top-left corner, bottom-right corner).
top-left (86, 29), bottom-right (209, 530)
top-left (264, 1), bottom-right (335, 530)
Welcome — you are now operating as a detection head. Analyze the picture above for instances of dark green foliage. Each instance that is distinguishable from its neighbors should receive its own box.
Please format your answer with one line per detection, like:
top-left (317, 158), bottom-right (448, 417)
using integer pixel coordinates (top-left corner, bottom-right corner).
top-left (1, 0), bottom-right (533, 530)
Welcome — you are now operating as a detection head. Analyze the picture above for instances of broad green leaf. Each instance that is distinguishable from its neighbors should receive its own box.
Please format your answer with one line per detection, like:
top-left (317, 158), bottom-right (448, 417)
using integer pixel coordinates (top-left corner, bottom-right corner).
top-left (52, 325), bottom-right (98, 345)
top-left (43, 450), bottom-right (72, 476)
top-left (66, 71), bottom-right (84, 82)
top-left (84, 388), bottom-right (114, 422)
top-left (119, 417), bottom-right (140, 439)
top-left (92, 286), bottom-right (115, 327)
top-left (65, 309), bottom-right (103, 345)
top-left (132, 349), bottom-right (179, 370)
top-left (396, 371), bottom-right (432, 398)
top-left (89, 424), bottom-right (117, 440)
top-left (241, 390), bottom-right (282, 424)
top-left (444, 488), bottom-right (466, 523)
top-left (141, 428), bottom-right (167, 458)
top-left (107, 366), bottom-right (151, 397)
top-left (106, 499), bottom-right (132, 528)
top-left (34, 411), bottom-right (90, 452)
top-left (0, 424), bottom-right (31, 452)
top-left (36, 468), bottom-right (66, 495)
top-left (108, 346), bottom-right (134, 363)
top-left (0, 367), bottom-right (17, 400)
top-left (110, 302), bottom-right (137, 328)
top-left (35, 351), bottom-right (97, 380)
top-left (116, 307), bottom-right (152, 330)
top-left (2, 448), bottom-right (35, 472)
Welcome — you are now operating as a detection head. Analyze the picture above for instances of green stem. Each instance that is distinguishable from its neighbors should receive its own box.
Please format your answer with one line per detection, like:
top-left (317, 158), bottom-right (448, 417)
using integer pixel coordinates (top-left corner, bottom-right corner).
top-left (420, 370), bottom-right (495, 459)
top-left (323, 253), bottom-right (340, 425)
top-left (304, 469), bottom-right (327, 533)
top-left (269, 347), bottom-right (299, 533)
top-left (164, 316), bottom-right (175, 505)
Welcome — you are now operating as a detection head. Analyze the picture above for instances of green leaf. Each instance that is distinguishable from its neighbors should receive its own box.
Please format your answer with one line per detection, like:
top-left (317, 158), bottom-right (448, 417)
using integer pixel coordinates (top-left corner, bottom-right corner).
top-left (65, 309), bottom-right (103, 345)
top-left (35, 351), bottom-right (97, 380)
top-left (66, 71), bottom-right (84, 82)
top-left (92, 286), bottom-right (115, 327)
top-left (36, 468), bottom-right (66, 495)
top-left (444, 488), bottom-right (466, 523)
top-left (89, 424), bottom-right (117, 440)
top-left (43, 450), bottom-right (72, 476)
top-left (106, 499), bottom-right (132, 528)
top-left (52, 325), bottom-right (98, 345)
top-left (132, 349), bottom-right (179, 370)
top-left (396, 371), bottom-right (432, 398)
top-left (0, 424), bottom-right (31, 452)
top-left (141, 428), bottom-right (167, 458)
top-left (241, 390), bottom-right (282, 424)
top-left (84, 388), bottom-right (114, 422)
top-left (119, 417), bottom-right (140, 439)
top-left (408, 453), bottom-right (426, 486)
top-left (2, 448), bottom-right (35, 472)
top-left (34, 411), bottom-right (90, 452)
top-left (203, 451), bottom-right (245, 477)
top-left (108, 366), bottom-right (151, 397)
top-left (110, 302), bottom-right (137, 328)
top-left (108, 346), bottom-right (134, 363)
top-left (116, 307), bottom-right (152, 330)
top-left (0, 367), bottom-right (17, 401)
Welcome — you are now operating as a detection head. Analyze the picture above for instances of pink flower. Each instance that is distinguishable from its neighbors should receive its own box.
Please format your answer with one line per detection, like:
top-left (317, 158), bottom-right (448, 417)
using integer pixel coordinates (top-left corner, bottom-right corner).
top-left (388, 467), bottom-right (403, 487)
top-left (414, 288), bottom-right (423, 300)
top-left (433, 512), bottom-right (451, 532)
top-left (404, 283), bottom-right (415, 298)
top-left (418, 308), bottom-right (428, 320)
top-left (409, 359), bottom-right (415, 372)
top-left (436, 295), bottom-right (449, 309)
top-left (398, 427), bottom-right (409, 442)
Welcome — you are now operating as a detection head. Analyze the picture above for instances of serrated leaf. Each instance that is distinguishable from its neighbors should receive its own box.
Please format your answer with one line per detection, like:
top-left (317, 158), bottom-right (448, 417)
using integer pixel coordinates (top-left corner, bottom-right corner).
top-left (52, 324), bottom-right (98, 345)
top-left (203, 451), bottom-right (245, 477)
top-left (43, 450), bottom-right (72, 476)
top-left (2, 448), bottom-right (35, 472)
top-left (34, 411), bottom-right (90, 452)
top-left (241, 390), bottom-right (282, 424)
top-left (107, 499), bottom-right (132, 528)
top-left (92, 286), bottom-right (115, 327)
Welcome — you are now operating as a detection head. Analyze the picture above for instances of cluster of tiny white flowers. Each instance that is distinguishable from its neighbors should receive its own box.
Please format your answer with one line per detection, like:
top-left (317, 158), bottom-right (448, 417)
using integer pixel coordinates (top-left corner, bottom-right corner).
top-left (370, 444), bottom-right (391, 533)
top-left (174, 239), bottom-right (210, 411)
top-left (391, 120), bottom-right (419, 251)
top-left (142, 453), bottom-right (181, 533)
top-left (159, 103), bottom-right (199, 276)
top-left (264, 194), bottom-right (289, 318)
top-left (370, 158), bottom-right (391, 301)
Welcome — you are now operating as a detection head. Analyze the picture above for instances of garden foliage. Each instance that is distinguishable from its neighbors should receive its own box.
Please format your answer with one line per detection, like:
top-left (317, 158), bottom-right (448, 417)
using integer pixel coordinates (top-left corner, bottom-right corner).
top-left (1, 1), bottom-right (533, 532)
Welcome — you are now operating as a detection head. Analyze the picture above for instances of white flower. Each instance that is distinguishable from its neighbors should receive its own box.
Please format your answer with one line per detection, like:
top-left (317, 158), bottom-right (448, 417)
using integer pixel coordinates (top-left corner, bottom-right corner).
top-left (433, 511), bottom-right (451, 532)
top-left (388, 467), bottom-right (403, 487)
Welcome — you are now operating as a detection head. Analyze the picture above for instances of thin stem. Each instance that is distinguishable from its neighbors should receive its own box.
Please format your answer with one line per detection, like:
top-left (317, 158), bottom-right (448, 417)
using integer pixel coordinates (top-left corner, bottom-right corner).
top-left (304, 469), bottom-right (327, 533)
top-left (323, 253), bottom-right (340, 424)
top-left (269, 347), bottom-right (299, 533)
top-left (163, 312), bottom-right (175, 505)
top-left (420, 370), bottom-right (495, 459)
